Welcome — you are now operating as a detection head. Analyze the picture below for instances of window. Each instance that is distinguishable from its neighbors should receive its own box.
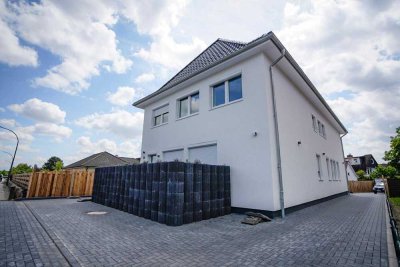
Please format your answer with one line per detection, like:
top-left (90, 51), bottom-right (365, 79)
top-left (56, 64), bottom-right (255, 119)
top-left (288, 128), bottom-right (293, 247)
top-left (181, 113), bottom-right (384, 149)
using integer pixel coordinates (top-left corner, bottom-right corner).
top-left (228, 76), bottom-right (242, 102)
top-left (336, 161), bottom-right (340, 180)
top-left (312, 115), bottom-right (317, 132)
top-left (316, 154), bottom-right (322, 180)
top-left (148, 154), bottom-right (157, 163)
top-left (213, 82), bottom-right (225, 107)
top-left (326, 158), bottom-right (331, 180)
top-left (321, 124), bottom-right (326, 138)
top-left (178, 92), bottom-right (199, 118)
top-left (212, 75), bottom-right (242, 107)
top-left (153, 105), bottom-right (169, 126)
top-left (331, 160), bottom-right (336, 181)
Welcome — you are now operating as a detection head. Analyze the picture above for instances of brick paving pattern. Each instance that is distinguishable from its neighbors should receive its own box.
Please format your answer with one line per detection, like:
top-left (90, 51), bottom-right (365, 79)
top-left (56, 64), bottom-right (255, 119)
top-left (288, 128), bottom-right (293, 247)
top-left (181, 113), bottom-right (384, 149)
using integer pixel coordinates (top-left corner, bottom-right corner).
top-left (0, 193), bottom-right (389, 266)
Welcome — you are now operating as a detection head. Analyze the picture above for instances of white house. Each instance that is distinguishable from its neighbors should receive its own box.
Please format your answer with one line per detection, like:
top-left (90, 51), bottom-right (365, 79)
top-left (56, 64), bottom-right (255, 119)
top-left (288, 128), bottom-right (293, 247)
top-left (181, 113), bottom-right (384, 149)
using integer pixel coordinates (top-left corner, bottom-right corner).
top-left (346, 163), bottom-right (358, 181)
top-left (134, 32), bottom-right (348, 217)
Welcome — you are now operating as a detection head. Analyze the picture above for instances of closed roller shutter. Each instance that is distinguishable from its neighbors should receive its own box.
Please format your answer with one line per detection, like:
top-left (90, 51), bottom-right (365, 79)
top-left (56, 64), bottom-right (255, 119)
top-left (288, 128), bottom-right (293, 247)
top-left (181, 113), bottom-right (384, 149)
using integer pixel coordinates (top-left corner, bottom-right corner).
top-left (189, 144), bottom-right (217, 165)
top-left (163, 149), bottom-right (184, 162)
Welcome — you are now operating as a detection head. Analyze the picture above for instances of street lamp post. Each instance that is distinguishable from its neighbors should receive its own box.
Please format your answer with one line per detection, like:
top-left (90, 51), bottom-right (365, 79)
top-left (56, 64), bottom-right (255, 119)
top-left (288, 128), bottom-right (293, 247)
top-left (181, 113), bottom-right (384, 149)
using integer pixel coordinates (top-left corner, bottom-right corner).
top-left (0, 126), bottom-right (19, 186)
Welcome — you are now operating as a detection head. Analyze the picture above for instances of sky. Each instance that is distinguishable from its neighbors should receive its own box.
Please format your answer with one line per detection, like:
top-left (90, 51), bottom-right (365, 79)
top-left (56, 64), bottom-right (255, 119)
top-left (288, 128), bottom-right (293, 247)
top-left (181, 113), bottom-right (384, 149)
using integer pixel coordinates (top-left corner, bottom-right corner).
top-left (0, 0), bottom-right (399, 170)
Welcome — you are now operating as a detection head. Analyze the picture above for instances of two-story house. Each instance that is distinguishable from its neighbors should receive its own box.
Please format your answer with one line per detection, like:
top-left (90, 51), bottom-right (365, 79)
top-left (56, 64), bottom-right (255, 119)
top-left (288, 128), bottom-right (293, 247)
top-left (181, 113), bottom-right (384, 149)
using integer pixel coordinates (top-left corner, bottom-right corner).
top-left (345, 154), bottom-right (378, 175)
top-left (133, 32), bottom-right (348, 217)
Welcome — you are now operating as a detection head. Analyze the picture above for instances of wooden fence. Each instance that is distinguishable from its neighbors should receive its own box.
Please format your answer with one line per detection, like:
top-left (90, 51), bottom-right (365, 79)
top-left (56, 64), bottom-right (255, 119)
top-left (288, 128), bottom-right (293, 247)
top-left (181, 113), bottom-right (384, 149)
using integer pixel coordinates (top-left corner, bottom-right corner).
top-left (12, 173), bottom-right (31, 189)
top-left (348, 181), bottom-right (374, 193)
top-left (93, 162), bottom-right (231, 226)
top-left (12, 169), bottom-right (95, 198)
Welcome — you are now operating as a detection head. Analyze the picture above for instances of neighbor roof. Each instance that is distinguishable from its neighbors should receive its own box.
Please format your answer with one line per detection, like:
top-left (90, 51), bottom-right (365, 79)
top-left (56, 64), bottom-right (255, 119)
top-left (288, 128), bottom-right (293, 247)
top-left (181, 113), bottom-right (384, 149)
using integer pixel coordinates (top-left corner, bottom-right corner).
top-left (133, 31), bottom-right (347, 133)
top-left (64, 151), bottom-right (132, 169)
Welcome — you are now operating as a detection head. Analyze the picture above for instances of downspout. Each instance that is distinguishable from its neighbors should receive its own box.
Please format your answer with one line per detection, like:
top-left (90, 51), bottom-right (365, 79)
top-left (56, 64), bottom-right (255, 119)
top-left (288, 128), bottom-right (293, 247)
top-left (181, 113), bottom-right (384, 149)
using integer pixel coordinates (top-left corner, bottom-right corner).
top-left (340, 132), bottom-right (349, 193)
top-left (269, 48), bottom-right (286, 218)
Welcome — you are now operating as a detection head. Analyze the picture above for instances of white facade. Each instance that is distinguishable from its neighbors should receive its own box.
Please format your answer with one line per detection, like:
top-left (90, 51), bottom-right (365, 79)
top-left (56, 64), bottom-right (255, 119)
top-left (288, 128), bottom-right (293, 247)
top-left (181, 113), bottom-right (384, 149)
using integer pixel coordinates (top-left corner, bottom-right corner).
top-left (346, 164), bottom-right (358, 181)
top-left (135, 35), bottom-right (348, 213)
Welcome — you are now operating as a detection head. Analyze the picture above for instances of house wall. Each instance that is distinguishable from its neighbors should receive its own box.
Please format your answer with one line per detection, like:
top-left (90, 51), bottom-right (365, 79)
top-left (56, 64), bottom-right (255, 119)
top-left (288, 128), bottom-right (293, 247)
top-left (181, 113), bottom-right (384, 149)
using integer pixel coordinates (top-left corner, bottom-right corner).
top-left (141, 53), bottom-right (278, 211)
top-left (346, 164), bottom-right (358, 181)
top-left (271, 60), bottom-right (348, 209)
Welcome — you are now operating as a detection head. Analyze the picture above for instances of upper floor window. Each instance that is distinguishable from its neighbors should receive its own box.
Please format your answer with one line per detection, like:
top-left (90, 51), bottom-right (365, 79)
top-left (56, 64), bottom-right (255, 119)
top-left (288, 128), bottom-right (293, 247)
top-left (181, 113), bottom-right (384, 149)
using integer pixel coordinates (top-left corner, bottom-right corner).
top-left (178, 92), bottom-right (199, 118)
top-left (312, 115), bottom-right (317, 132)
top-left (212, 75), bottom-right (242, 107)
top-left (316, 154), bottom-right (322, 180)
top-left (153, 105), bottom-right (169, 126)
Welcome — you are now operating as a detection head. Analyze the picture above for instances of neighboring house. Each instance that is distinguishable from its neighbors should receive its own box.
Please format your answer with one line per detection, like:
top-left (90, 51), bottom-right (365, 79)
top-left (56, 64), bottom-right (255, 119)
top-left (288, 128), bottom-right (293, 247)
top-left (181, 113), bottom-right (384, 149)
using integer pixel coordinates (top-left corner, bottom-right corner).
top-left (64, 151), bottom-right (139, 170)
top-left (133, 32), bottom-right (348, 216)
top-left (346, 163), bottom-right (358, 181)
top-left (345, 154), bottom-right (378, 175)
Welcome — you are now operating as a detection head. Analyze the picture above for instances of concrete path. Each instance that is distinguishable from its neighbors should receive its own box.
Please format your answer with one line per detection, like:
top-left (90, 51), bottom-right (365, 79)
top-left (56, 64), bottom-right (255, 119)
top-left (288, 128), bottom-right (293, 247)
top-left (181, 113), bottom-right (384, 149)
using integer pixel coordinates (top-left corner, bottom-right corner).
top-left (0, 193), bottom-right (392, 266)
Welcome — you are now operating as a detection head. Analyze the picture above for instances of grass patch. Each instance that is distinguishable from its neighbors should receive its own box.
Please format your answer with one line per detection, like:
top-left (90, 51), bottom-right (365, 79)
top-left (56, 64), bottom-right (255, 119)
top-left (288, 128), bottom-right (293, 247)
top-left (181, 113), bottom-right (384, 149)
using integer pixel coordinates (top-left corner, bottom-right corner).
top-left (389, 197), bottom-right (400, 206)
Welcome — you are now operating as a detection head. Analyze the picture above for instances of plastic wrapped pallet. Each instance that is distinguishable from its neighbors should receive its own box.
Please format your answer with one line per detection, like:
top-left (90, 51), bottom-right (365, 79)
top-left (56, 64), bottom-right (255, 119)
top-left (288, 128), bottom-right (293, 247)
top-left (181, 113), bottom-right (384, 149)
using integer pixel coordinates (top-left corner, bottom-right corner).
top-left (151, 163), bottom-right (160, 222)
top-left (184, 163), bottom-right (194, 224)
top-left (210, 165), bottom-right (218, 218)
top-left (158, 162), bottom-right (167, 224)
top-left (138, 163), bottom-right (147, 217)
top-left (193, 163), bottom-right (203, 221)
top-left (202, 164), bottom-right (211, 220)
top-left (133, 164), bottom-right (140, 215)
top-left (144, 163), bottom-right (153, 219)
top-left (224, 166), bottom-right (231, 214)
top-left (217, 165), bottom-right (225, 216)
top-left (128, 165), bottom-right (135, 214)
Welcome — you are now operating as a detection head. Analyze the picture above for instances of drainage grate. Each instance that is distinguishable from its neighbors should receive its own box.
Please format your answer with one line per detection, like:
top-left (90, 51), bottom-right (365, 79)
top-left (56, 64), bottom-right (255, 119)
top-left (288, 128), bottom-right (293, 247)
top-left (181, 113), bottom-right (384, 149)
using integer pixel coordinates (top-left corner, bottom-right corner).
top-left (86, 211), bottom-right (108, 215)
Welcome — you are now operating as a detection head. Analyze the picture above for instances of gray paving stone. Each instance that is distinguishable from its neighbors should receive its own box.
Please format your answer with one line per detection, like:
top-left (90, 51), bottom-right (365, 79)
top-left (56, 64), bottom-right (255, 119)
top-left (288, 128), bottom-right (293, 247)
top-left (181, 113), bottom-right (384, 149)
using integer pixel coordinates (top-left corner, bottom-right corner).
top-left (0, 193), bottom-right (391, 266)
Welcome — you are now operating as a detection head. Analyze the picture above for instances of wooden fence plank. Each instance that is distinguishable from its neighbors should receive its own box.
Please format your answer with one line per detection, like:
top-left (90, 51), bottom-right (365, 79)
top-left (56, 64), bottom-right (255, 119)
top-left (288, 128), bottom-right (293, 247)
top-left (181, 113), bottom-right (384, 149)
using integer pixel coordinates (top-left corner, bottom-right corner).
top-left (348, 181), bottom-right (374, 193)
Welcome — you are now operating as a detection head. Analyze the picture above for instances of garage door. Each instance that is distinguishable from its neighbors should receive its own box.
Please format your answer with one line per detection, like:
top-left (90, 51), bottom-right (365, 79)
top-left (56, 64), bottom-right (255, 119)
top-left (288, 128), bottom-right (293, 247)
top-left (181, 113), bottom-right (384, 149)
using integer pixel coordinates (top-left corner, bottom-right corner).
top-left (163, 149), bottom-right (184, 162)
top-left (188, 144), bottom-right (217, 165)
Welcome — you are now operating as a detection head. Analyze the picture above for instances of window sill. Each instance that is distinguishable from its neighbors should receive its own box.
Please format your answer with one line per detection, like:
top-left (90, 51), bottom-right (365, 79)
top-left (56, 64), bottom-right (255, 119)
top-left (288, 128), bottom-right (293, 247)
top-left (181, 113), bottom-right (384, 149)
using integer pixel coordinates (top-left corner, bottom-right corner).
top-left (176, 112), bottom-right (199, 121)
top-left (151, 122), bottom-right (168, 129)
top-left (210, 98), bottom-right (243, 111)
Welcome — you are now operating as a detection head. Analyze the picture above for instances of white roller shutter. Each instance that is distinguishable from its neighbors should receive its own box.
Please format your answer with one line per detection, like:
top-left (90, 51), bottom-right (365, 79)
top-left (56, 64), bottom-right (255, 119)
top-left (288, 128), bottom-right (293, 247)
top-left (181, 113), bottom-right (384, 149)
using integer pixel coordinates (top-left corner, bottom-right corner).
top-left (163, 149), bottom-right (184, 162)
top-left (189, 144), bottom-right (217, 165)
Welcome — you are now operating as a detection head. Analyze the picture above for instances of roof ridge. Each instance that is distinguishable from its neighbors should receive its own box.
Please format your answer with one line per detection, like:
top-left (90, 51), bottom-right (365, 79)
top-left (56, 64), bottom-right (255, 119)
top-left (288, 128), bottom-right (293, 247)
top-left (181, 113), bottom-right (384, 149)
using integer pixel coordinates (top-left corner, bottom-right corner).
top-left (217, 38), bottom-right (247, 45)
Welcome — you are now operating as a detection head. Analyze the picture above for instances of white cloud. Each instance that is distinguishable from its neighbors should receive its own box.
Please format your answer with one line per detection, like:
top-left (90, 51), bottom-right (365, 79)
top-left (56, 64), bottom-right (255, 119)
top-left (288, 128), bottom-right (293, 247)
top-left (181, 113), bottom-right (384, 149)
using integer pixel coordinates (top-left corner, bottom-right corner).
top-left (0, 1), bottom-right (38, 67)
top-left (33, 123), bottom-right (72, 142)
top-left (0, 107), bottom-right (5, 112)
top-left (8, 98), bottom-right (66, 123)
top-left (0, 118), bottom-right (16, 128)
top-left (5, 0), bottom-right (132, 94)
top-left (107, 86), bottom-right (143, 106)
top-left (75, 110), bottom-right (143, 139)
top-left (135, 72), bottom-right (155, 83)
top-left (77, 136), bottom-right (117, 155)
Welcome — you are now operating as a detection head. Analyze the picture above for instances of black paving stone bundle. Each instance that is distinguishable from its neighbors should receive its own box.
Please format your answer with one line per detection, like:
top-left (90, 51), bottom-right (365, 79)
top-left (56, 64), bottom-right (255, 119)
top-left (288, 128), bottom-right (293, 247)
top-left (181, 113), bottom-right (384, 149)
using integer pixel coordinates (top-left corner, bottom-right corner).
top-left (92, 162), bottom-right (230, 226)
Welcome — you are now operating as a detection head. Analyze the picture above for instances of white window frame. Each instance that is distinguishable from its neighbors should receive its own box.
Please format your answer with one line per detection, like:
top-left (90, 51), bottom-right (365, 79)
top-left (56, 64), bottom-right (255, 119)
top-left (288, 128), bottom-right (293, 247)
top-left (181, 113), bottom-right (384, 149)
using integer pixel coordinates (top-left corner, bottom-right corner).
top-left (321, 124), bottom-right (326, 138)
top-left (331, 160), bottom-right (336, 181)
top-left (326, 158), bottom-right (331, 180)
top-left (152, 104), bottom-right (169, 127)
top-left (316, 154), bottom-right (322, 180)
top-left (177, 91), bottom-right (199, 119)
top-left (211, 74), bottom-right (242, 108)
top-left (336, 161), bottom-right (340, 180)
top-left (312, 115), bottom-right (317, 132)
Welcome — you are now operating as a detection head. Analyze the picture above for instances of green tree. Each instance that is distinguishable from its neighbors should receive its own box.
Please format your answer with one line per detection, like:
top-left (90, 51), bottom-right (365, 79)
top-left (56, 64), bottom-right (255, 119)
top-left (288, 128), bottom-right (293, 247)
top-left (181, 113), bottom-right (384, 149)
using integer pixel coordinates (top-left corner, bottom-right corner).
top-left (370, 165), bottom-right (397, 179)
top-left (42, 156), bottom-right (63, 171)
top-left (12, 163), bottom-right (33, 174)
top-left (384, 127), bottom-right (400, 172)
top-left (55, 160), bottom-right (63, 171)
top-left (356, 170), bottom-right (366, 180)
top-left (0, 170), bottom-right (8, 176)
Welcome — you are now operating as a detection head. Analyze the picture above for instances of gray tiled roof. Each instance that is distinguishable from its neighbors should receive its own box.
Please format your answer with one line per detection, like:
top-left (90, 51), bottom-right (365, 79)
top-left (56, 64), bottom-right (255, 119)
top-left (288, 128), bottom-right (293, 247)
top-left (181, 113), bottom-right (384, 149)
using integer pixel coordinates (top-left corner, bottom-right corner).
top-left (159, 38), bottom-right (248, 91)
top-left (64, 151), bottom-right (132, 169)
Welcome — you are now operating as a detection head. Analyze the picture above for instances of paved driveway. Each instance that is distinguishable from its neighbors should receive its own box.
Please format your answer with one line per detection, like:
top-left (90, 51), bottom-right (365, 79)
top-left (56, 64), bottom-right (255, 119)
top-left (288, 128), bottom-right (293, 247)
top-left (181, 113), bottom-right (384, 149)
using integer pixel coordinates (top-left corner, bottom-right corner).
top-left (1, 193), bottom-right (389, 266)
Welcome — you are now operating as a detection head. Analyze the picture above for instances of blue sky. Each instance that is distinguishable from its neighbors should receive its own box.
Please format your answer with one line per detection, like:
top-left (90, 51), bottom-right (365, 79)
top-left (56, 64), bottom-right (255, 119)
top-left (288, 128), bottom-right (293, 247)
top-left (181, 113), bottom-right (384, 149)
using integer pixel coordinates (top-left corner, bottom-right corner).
top-left (0, 0), bottom-right (399, 169)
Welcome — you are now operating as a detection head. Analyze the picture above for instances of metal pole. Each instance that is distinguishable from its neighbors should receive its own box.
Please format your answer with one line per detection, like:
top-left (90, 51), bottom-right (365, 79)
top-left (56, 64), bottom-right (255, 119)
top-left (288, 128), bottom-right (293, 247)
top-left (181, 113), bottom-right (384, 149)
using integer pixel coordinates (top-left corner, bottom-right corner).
top-left (0, 126), bottom-right (19, 186)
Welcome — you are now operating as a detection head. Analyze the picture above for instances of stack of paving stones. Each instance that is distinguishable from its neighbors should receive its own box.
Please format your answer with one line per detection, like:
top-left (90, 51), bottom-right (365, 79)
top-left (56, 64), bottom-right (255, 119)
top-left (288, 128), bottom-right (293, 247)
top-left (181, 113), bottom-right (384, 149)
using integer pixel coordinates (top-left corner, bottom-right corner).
top-left (92, 162), bottom-right (230, 226)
